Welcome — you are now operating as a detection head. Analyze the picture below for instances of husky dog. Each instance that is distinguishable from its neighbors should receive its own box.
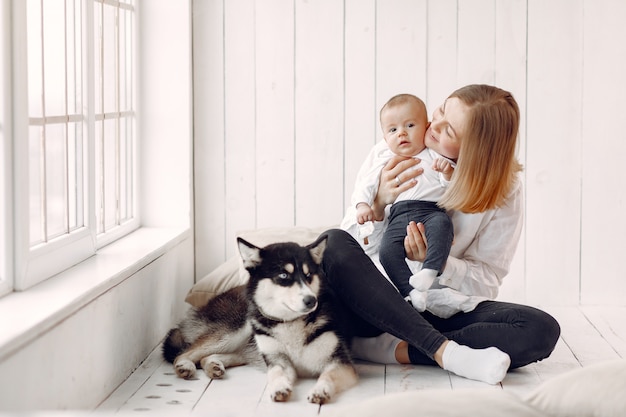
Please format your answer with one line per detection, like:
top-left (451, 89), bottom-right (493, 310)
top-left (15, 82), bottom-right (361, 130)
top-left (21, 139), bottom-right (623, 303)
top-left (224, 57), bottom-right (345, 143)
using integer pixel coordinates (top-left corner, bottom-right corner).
top-left (162, 235), bottom-right (358, 404)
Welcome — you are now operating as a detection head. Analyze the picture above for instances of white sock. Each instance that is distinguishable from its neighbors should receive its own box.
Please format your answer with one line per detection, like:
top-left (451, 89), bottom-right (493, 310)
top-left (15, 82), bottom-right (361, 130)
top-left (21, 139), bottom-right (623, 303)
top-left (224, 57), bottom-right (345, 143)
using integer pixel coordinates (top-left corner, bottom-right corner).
top-left (441, 340), bottom-right (511, 385)
top-left (351, 333), bottom-right (401, 364)
top-left (409, 268), bottom-right (438, 291)
top-left (408, 289), bottom-right (427, 312)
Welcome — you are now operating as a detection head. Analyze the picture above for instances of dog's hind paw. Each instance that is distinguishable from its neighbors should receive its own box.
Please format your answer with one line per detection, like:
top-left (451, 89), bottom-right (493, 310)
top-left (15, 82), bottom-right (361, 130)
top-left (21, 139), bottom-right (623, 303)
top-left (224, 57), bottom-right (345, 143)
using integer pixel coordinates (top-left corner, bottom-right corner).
top-left (307, 389), bottom-right (331, 404)
top-left (174, 359), bottom-right (196, 379)
top-left (270, 387), bottom-right (292, 402)
top-left (203, 361), bottom-right (226, 379)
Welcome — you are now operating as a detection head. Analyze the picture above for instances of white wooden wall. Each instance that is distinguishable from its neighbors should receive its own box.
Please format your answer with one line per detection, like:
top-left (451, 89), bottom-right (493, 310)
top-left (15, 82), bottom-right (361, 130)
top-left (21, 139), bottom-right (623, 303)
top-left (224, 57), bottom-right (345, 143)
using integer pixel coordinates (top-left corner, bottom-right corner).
top-left (193, 0), bottom-right (626, 306)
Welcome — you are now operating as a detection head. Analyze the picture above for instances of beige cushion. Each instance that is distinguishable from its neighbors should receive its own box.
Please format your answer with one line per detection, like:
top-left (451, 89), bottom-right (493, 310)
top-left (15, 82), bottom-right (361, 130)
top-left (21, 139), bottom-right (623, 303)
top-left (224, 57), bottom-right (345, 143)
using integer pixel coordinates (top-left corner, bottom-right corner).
top-left (185, 226), bottom-right (333, 307)
top-left (524, 359), bottom-right (626, 417)
top-left (326, 389), bottom-right (544, 417)
top-left (328, 360), bottom-right (626, 416)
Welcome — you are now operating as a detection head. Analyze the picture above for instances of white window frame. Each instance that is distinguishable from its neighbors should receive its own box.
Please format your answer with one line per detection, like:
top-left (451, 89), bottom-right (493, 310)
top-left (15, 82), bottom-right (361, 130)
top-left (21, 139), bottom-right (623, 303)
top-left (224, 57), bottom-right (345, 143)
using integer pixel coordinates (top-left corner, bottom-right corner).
top-left (0, 0), bottom-right (13, 297)
top-left (11, 0), bottom-right (138, 291)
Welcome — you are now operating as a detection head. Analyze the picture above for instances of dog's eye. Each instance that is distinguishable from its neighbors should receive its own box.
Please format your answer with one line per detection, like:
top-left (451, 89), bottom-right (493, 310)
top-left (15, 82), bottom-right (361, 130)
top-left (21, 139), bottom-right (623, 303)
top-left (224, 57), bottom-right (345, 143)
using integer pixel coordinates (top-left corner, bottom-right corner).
top-left (277, 272), bottom-right (289, 280)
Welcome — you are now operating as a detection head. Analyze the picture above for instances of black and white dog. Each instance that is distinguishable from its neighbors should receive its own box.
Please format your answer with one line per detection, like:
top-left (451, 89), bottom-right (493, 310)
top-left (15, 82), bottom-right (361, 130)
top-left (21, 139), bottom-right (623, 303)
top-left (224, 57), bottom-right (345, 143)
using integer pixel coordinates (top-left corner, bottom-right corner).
top-left (162, 236), bottom-right (357, 404)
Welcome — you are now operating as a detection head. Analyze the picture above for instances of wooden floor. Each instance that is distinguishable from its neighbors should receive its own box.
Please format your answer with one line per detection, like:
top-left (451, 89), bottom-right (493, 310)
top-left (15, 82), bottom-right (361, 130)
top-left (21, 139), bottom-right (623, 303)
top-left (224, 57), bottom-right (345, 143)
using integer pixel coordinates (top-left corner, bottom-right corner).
top-left (97, 306), bottom-right (625, 416)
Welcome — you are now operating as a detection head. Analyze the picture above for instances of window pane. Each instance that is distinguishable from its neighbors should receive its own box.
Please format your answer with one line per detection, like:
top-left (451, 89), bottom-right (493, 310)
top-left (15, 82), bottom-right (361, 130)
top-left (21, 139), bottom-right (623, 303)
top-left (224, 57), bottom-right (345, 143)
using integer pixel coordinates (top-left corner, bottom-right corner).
top-left (68, 121), bottom-right (83, 231)
top-left (103, 118), bottom-right (116, 231)
top-left (26, 0), bottom-right (43, 118)
top-left (42, 0), bottom-right (66, 117)
top-left (29, 125), bottom-right (43, 246)
top-left (27, 0), bottom-right (85, 247)
top-left (66, 0), bottom-right (82, 115)
top-left (94, 0), bottom-right (136, 238)
top-left (45, 123), bottom-right (67, 240)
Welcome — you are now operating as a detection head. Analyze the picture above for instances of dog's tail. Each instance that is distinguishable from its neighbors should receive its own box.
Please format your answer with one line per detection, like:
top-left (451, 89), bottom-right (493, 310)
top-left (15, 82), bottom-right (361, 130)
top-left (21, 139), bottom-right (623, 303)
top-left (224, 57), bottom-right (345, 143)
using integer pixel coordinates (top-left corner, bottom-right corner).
top-left (162, 328), bottom-right (190, 363)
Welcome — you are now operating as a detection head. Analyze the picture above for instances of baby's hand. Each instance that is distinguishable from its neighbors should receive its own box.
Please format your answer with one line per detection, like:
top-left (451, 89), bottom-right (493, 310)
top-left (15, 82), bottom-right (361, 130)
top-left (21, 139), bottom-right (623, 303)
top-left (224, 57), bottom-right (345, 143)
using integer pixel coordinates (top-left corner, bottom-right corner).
top-left (433, 158), bottom-right (454, 181)
top-left (356, 203), bottom-right (374, 225)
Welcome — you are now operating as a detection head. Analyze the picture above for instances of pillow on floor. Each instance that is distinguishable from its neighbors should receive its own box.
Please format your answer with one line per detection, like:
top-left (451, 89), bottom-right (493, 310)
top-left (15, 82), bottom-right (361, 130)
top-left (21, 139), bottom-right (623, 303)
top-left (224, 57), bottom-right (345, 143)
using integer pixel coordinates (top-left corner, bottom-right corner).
top-left (326, 389), bottom-right (544, 417)
top-left (524, 359), bottom-right (626, 417)
top-left (185, 226), bottom-right (333, 308)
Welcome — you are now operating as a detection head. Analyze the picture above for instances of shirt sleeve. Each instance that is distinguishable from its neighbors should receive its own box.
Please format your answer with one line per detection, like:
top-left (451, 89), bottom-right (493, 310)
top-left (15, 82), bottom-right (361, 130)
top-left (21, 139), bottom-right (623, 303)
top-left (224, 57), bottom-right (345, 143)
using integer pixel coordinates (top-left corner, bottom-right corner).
top-left (349, 141), bottom-right (391, 208)
top-left (427, 179), bottom-right (524, 299)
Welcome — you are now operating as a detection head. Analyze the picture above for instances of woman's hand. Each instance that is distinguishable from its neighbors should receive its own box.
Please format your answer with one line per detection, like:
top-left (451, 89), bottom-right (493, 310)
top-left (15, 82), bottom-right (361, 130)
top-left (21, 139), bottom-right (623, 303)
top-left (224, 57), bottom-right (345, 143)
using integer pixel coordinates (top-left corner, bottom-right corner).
top-left (371, 155), bottom-right (422, 220)
top-left (404, 221), bottom-right (428, 262)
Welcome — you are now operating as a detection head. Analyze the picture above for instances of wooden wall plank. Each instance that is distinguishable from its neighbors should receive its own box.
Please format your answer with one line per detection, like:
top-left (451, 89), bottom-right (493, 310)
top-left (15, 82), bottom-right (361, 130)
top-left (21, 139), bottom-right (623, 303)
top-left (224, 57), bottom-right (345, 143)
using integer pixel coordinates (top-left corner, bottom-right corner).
top-left (223, 0), bottom-right (257, 258)
top-left (344, 0), bottom-right (377, 211)
top-left (294, 0), bottom-right (344, 227)
top-left (580, 0), bottom-right (626, 304)
top-left (426, 0), bottom-right (458, 113)
top-left (255, 1), bottom-right (296, 229)
top-left (494, 0), bottom-right (528, 303)
top-left (525, 0), bottom-right (583, 304)
top-left (376, 0), bottom-right (428, 106)
top-left (457, 0), bottom-right (496, 86)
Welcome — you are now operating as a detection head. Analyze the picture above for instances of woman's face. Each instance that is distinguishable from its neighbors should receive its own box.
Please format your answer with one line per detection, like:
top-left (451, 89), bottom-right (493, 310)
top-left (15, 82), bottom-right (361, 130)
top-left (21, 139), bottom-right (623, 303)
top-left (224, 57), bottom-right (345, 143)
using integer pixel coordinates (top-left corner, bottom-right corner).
top-left (425, 97), bottom-right (467, 161)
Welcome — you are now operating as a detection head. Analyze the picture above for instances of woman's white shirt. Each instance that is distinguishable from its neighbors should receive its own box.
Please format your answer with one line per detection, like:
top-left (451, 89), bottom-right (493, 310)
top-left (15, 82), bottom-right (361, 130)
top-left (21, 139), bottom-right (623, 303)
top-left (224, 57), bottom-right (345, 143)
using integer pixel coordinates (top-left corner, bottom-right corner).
top-left (341, 153), bottom-right (524, 318)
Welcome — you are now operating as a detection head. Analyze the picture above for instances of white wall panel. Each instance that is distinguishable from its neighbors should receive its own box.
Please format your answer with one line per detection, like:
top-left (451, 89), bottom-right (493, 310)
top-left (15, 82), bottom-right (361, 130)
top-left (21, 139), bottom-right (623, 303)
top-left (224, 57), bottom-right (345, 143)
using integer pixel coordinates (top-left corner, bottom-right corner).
top-left (376, 0), bottom-right (428, 107)
top-left (494, 0), bottom-right (528, 303)
top-left (294, 0), bottom-right (345, 227)
top-left (526, 0), bottom-right (583, 305)
top-left (224, 0), bottom-right (257, 253)
top-left (193, 0), bottom-right (626, 306)
top-left (426, 0), bottom-right (458, 114)
top-left (344, 0), bottom-right (377, 211)
top-left (580, 0), bottom-right (626, 304)
top-left (256, 1), bottom-right (296, 229)
top-left (457, 0), bottom-right (496, 86)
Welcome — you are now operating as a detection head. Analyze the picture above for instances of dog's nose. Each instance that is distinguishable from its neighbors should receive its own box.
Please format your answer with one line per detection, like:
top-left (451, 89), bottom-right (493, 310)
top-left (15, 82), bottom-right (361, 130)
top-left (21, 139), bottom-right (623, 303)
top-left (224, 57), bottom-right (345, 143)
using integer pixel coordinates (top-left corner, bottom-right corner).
top-left (303, 295), bottom-right (317, 310)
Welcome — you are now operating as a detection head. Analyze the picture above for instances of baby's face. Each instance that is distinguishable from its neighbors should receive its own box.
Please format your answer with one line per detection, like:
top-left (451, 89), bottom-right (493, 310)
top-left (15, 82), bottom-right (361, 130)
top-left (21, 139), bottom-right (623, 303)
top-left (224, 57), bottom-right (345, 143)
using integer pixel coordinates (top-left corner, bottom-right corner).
top-left (381, 102), bottom-right (428, 158)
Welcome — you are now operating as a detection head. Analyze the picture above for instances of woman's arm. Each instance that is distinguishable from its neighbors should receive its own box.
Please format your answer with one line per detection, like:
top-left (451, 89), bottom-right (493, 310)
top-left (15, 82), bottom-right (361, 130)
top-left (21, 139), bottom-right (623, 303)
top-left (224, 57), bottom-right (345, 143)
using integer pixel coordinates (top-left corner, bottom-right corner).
top-left (371, 156), bottom-right (422, 220)
top-left (405, 179), bottom-right (524, 299)
top-left (439, 184), bottom-right (524, 298)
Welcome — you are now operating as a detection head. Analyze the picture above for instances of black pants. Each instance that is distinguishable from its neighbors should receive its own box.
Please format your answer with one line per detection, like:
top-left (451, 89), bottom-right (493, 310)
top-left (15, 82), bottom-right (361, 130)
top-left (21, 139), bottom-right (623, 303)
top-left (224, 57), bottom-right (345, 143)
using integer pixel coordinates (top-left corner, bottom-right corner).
top-left (321, 228), bottom-right (561, 369)
top-left (380, 200), bottom-right (454, 297)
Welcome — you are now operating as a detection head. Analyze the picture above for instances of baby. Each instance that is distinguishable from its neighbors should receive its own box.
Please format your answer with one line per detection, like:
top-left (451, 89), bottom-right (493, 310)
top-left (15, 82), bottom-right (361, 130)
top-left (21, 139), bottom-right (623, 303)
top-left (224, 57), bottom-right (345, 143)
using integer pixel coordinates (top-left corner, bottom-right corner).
top-left (349, 94), bottom-right (455, 311)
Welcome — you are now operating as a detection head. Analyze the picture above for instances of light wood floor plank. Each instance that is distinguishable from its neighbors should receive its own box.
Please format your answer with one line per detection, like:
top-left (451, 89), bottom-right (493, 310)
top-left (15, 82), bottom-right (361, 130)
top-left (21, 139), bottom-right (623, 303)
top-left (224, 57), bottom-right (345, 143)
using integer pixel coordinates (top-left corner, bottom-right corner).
top-left (383, 363), bottom-right (451, 393)
top-left (97, 306), bottom-right (626, 415)
top-left (117, 360), bottom-right (208, 413)
top-left (192, 364), bottom-right (266, 416)
top-left (547, 306), bottom-right (621, 365)
top-left (97, 343), bottom-right (166, 411)
top-left (255, 377), bottom-right (320, 417)
top-left (580, 306), bottom-right (626, 358)
top-left (319, 362), bottom-right (386, 414)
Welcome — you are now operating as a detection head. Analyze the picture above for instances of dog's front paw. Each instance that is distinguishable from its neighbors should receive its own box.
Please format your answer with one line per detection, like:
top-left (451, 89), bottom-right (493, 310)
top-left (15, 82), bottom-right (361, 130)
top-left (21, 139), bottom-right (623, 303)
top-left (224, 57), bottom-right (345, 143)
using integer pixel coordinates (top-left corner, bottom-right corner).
top-left (174, 359), bottom-right (196, 379)
top-left (307, 388), bottom-right (331, 404)
top-left (202, 360), bottom-right (226, 379)
top-left (270, 387), bottom-right (292, 402)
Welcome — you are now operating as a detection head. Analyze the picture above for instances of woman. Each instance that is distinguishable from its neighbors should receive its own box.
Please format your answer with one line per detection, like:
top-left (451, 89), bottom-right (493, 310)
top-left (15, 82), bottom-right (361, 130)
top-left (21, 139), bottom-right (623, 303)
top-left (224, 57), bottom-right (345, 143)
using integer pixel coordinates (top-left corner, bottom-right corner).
top-left (321, 84), bottom-right (560, 385)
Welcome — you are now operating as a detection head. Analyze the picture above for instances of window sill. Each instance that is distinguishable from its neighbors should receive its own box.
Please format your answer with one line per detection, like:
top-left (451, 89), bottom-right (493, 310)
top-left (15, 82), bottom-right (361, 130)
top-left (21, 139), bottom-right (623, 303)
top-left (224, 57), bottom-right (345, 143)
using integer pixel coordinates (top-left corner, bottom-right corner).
top-left (0, 227), bottom-right (190, 361)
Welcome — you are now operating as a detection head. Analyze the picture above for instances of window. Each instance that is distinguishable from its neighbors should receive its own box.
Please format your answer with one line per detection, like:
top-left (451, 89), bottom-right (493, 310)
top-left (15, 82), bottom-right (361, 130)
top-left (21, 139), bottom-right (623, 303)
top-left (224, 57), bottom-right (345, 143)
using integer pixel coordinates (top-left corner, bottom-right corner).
top-left (93, 0), bottom-right (136, 242)
top-left (11, 0), bottom-right (137, 291)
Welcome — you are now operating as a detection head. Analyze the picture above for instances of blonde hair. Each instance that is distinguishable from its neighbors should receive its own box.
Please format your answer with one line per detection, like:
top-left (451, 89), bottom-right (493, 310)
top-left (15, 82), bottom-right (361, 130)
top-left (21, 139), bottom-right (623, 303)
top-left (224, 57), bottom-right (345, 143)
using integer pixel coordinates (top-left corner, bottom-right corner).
top-left (380, 94), bottom-right (427, 127)
top-left (439, 84), bottom-right (523, 213)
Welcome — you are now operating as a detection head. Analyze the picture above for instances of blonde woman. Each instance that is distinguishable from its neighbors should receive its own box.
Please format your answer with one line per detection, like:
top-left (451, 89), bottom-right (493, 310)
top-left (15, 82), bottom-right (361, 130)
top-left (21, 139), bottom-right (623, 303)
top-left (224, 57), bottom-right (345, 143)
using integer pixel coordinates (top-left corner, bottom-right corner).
top-left (321, 84), bottom-right (560, 385)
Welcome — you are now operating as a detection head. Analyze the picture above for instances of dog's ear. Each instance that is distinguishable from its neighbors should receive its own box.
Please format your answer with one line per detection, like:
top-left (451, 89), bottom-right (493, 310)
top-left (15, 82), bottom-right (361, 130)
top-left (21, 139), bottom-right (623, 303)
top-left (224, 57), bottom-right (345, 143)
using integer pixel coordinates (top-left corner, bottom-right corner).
top-left (307, 235), bottom-right (327, 265)
top-left (237, 238), bottom-right (262, 269)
